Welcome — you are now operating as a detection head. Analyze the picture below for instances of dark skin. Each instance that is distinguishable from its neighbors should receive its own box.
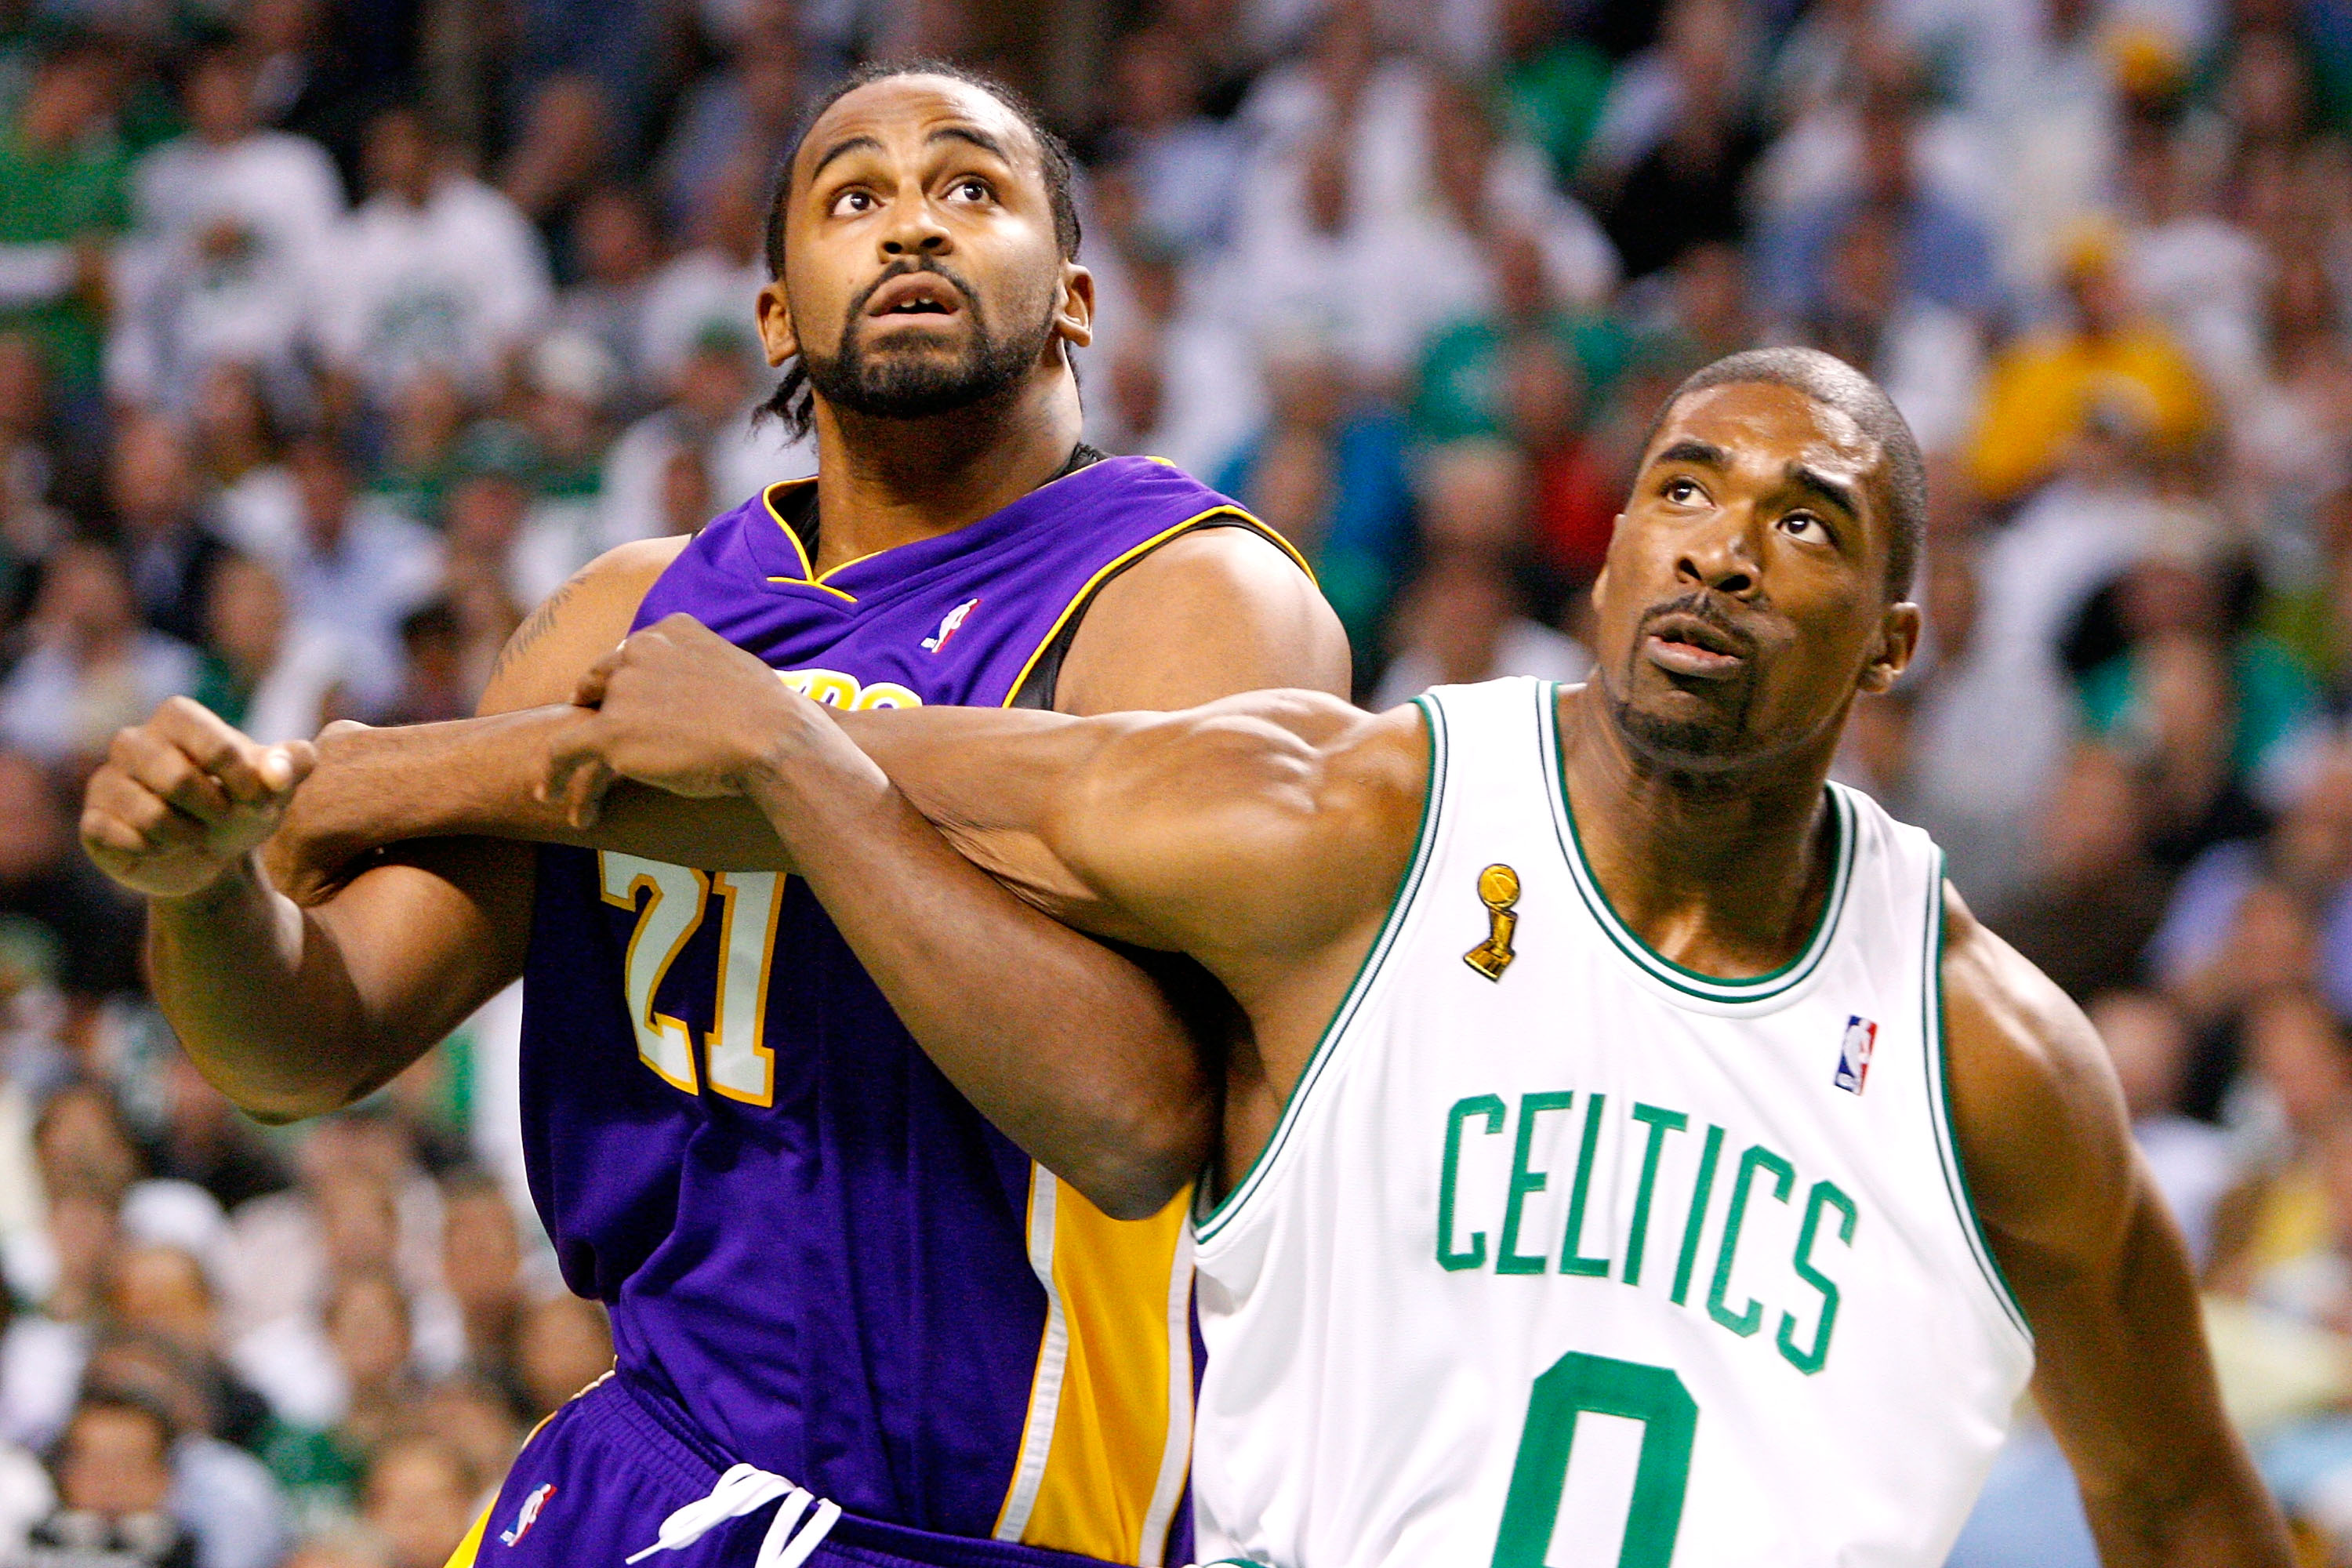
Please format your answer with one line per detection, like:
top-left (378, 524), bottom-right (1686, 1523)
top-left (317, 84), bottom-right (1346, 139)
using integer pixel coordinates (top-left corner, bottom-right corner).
top-left (419, 380), bottom-right (2272, 1566)
top-left (76, 74), bottom-right (1348, 1220)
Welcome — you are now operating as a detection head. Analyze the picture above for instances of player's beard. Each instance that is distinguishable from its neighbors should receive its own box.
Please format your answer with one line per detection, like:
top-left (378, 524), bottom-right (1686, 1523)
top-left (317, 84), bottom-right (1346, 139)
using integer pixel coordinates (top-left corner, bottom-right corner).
top-left (1607, 691), bottom-right (1750, 769)
top-left (1601, 597), bottom-right (1766, 771)
top-left (803, 262), bottom-right (1054, 422)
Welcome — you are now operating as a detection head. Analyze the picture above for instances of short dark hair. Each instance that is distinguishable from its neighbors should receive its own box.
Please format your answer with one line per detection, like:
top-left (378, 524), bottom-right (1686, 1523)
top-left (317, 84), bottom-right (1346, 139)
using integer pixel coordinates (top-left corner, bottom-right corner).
top-left (758, 61), bottom-right (1083, 438)
top-left (1648, 347), bottom-right (1927, 601)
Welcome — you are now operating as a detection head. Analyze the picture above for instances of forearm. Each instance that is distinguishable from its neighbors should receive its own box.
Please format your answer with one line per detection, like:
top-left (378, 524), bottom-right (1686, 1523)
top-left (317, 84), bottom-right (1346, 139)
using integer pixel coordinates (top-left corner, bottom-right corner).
top-left (2078, 1449), bottom-right (2288, 1568)
top-left (742, 736), bottom-right (1213, 1218)
top-left (158, 836), bottom-right (532, 1120)
top-left (280, 708), bottom-right (797, 890)
top-left (2032, 1200), bottom-right (2292, 1568)
top-left (145, 858), bottom-right (390, 1121)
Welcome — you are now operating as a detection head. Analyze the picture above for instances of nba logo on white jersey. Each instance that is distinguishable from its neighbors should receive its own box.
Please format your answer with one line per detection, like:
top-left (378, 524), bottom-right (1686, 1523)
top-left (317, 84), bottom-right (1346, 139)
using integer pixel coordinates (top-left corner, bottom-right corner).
top-left (923, 598), bottom-right (979, 652)
top-left (1835, 1015), bottom-right (1878, 1094)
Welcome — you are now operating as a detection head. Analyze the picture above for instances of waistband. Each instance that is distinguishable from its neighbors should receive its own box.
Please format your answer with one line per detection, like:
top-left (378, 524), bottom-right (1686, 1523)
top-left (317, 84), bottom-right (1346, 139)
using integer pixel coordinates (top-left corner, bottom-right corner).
top-left (593, 1366), bottom-right (1135, 1568)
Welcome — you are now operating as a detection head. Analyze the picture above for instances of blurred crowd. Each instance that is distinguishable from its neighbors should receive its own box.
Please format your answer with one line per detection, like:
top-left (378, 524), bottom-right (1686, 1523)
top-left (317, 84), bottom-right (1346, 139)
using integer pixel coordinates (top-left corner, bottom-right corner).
top-left (13, 0), bottom-right (2352, 1561)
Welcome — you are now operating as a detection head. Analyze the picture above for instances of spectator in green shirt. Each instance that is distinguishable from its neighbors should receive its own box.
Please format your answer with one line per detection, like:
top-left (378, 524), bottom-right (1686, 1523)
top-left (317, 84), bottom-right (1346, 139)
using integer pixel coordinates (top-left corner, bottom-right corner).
top-left (0, 36), bottom-right (128, 401)
top-left (1492, 0), bottom-right (1616, 191)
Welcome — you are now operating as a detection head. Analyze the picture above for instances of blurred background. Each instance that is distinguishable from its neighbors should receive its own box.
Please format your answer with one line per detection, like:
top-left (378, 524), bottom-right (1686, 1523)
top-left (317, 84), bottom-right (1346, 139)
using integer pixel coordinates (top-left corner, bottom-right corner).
top-left (0, 0), bottom-right (2346, 1562)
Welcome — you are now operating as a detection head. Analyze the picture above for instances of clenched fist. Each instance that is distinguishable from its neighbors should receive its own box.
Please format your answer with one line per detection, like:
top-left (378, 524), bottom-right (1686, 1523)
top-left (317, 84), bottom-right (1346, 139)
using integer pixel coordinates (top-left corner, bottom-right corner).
top-left (543, 612), bottom-right (818, 825)
top-left (80, 696), bottom-right (318, 900)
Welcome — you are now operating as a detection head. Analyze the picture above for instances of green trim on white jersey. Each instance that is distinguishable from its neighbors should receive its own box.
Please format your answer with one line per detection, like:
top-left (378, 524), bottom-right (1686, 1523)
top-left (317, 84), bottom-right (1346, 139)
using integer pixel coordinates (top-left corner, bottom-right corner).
top-left (1194, 694), bottom-right (1450, 1244)
top-left (1918, 856), bottom-right (2034, 1341)
top-left (1540, 681), bottom-right (1857, 1010)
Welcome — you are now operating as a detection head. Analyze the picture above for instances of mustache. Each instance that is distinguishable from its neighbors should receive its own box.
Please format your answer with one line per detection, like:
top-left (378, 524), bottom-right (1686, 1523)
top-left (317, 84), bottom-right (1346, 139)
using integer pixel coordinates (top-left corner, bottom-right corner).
top-left (847, 258), bottom-right (982, 323)
top-left (1635, 593), bottom-right (1759, 656)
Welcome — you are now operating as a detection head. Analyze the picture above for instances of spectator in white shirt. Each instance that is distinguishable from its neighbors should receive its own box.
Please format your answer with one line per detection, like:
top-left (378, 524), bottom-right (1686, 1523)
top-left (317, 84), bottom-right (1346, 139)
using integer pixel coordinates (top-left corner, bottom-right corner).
top-left (310, 105), bottom-right (551, 409)
top-left (554, 185), bottom-right (661, 408)
top-left (109, 45), bottom-right (343, 414)
top-left (637, 155), bottom-right (769, 390)
top-left (276, 437), bottom-right (439, 717)
top-left (1371, 545), bottom-right (1592, 708)
top-left (601, 324), bottom-right (808, 548)
top-left (0, 541), bottom-right (197, 768)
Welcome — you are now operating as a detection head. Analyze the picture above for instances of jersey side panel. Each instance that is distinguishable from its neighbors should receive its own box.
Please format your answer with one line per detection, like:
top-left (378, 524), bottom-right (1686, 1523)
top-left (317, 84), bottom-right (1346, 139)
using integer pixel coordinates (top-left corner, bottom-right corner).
top-left (982, 467), bottom-right (1303, 1563)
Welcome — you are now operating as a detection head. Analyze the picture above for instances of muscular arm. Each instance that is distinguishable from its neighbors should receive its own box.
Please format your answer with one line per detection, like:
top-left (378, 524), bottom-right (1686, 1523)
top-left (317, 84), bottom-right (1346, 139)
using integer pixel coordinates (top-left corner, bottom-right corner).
top-left (274, 525), bottom-right (1349, 878)
top-left (1943, 888), bottom-right (2289, 1567)
top-left (89, 541), bottom-right (683, 1120)
top-left (548, 618), bottom-right (1418, 1194)
top-left (273, 525), bottom-right (1357, 1212)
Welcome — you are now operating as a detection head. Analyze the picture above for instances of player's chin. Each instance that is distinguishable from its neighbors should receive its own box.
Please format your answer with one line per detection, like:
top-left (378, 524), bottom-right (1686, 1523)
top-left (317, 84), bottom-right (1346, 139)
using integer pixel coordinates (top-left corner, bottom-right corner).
top-left (1611, 684), bottom-right (1754, 768)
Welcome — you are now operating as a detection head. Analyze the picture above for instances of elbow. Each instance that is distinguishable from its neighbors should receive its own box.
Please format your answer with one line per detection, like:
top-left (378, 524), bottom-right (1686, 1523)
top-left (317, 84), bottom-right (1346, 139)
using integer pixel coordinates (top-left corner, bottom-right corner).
top-left (196, 1058), bottom-right (380, 1127)
top-left (1074, 1170), bottom-right (1194, 1224)
top-left (236, 1091), bottom-right (346, 1128)
top-left (220, 1081), bottom-right (354, 1127)
top-left (1066, 1094), bottom-right (1219, 1222)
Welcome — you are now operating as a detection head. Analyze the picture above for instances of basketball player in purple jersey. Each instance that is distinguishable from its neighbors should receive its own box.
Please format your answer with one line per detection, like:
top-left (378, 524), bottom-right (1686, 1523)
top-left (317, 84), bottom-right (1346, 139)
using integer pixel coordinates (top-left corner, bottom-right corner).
top-left (77, 65), bottom-right (1347, 1568)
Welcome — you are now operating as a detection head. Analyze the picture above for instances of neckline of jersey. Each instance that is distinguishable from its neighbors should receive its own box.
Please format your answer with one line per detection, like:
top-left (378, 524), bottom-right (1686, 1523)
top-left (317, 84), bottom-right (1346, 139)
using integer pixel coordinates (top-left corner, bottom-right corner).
top-left (1541, 680), bottom-right (1857, 1007)
top-left (753, 452), bottom-right (1154, 602)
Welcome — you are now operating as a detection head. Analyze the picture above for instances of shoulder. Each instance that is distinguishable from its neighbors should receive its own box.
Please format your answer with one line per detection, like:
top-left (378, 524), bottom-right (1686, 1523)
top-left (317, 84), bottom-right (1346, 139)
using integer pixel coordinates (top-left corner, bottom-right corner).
top-left (252, 132), bottom-right (340, 190)
top-left (478, 536), bottom-right (693, 713)
top-left (1060, 518), bottom-right (1351, 710)
top-left (1940, 883), bottom-right (2137, 1270)
top-left (1096, 523), bottom-right (1317, 624)
top-left (586, 533), bottom-right (697, 589)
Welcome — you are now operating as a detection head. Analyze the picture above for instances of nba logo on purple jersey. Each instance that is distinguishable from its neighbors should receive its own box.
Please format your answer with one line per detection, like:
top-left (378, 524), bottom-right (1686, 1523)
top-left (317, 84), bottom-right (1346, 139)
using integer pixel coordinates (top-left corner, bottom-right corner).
top-left (499, 1483), bottom-right (554, 1545)
top-left (923, 597), bottom-right (979, 652)
top-left (515, 456), bottom-right (1305, 1566)
top-left (1835, 1015), bottom-right (1877, 1094)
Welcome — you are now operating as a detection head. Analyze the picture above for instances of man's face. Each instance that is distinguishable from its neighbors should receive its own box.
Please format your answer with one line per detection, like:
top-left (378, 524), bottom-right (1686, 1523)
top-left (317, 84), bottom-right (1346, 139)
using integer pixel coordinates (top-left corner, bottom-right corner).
top-left (292, 445), bottom-right (353, 547)
top-left (364, 110), bottom-right (433, 205)
top-left (760, 76), bottom-right (1091, 424)
top-left (1589, 382), bottom-right (1918, 771)
top-left (186, 56), bottom-right (256, 145)
top-left (60, 1407), bottom-right (172, 1516)
top-left (110, 422), bottom-right (193, 534)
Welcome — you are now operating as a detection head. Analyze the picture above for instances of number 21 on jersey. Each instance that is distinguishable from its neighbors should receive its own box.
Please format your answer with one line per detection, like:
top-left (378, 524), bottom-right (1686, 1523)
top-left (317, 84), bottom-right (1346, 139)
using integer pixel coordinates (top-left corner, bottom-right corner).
top-left (598, 852), bottom-right (782, 1105)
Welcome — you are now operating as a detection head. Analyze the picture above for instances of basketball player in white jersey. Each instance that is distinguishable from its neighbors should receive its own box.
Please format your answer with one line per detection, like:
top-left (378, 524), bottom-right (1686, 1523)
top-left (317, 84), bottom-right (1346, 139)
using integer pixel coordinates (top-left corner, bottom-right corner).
top-left (136, 350), bottom-right (2287, 1564)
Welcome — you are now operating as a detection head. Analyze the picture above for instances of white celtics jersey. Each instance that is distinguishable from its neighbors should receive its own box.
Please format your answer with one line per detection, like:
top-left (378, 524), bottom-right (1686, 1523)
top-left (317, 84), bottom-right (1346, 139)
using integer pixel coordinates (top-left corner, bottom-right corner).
top-left (1189, 678), bottom-right (2034, 1568)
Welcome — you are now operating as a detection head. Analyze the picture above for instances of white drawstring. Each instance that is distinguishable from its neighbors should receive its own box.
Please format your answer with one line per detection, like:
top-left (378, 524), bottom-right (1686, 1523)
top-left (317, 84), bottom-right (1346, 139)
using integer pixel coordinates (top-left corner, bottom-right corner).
top-left (624, 1463), bottom-right (842, 1568)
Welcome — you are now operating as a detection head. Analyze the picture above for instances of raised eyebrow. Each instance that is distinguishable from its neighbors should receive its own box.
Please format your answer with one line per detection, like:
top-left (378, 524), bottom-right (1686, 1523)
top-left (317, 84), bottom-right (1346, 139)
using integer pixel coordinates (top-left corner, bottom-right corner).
top-left (1653, 437), bottom-right (1727, 472)
top-left (926, 124), bottom-right (1013, 165)
top-left (808, 133), bottom-right (884, 184)
top-left (1784, 463), bottom-right (1861, 523)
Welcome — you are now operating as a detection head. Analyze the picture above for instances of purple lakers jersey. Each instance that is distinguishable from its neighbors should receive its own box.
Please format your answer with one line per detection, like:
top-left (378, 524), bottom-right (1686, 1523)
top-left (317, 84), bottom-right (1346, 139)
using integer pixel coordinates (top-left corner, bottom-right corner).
top-left (517, 456), bottom-right (1303, 1566)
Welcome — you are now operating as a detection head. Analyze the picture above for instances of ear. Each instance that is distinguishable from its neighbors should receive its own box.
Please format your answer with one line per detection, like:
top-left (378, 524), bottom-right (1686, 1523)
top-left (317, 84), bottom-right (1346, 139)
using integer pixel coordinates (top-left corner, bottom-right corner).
top-left (1054, 263), bottom-right (1095, 350)
top-left (1857, 601), bottom-right (1923, 695)
top-left (756, 280), bottom-right (798, 368)
top-left (1589, 532), bottom-right (1619, 609)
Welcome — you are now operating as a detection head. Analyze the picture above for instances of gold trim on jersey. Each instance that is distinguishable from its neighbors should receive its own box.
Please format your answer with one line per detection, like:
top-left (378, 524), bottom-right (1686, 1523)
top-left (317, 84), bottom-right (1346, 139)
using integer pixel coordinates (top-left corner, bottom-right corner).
top-left (1000, 504), bottom-right (1315, 710)
top-left (760, 479), bottom-right (859, 600)
top-left (997, 1183), bottom-right (1195, 1561)
top-left (991, 493), bottom-right (1312, 1564)
top-left (441, 1504), bottom-right (491, 1568)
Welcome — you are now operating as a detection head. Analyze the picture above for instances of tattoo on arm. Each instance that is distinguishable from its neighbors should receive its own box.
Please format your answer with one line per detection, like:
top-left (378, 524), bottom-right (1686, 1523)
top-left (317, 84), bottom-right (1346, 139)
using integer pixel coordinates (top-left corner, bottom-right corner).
top-left (489, 568), bottom-right (590, 687)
